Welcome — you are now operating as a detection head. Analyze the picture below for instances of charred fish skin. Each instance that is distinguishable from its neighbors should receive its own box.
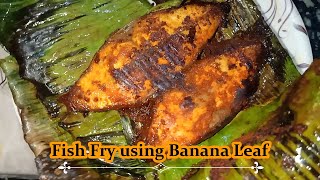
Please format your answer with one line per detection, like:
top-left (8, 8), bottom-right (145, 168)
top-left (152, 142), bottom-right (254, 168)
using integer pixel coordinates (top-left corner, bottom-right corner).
top-left (144, 42), bottom-right (262, 146)
top-left (60, 3), bottom-right (225, 112)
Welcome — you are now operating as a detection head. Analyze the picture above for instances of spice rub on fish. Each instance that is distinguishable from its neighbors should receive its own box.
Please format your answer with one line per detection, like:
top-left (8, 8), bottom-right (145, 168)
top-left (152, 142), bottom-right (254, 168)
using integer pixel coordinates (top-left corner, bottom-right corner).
top-left (141, 41), bottom-right (262, 146)
top-left (61, 3), bottom-right (225, 111)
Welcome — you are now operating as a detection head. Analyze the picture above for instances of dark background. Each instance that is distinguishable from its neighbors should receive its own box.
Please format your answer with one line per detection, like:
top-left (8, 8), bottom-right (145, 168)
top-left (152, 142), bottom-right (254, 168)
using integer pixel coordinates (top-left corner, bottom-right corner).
top-left (293, 0), bottom-right (319, 59)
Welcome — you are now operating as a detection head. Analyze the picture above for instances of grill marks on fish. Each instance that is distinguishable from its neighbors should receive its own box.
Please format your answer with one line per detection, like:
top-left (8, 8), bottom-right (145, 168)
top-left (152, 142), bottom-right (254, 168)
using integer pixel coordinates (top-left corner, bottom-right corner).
top-left (112, 32), bottom-right (189, 91)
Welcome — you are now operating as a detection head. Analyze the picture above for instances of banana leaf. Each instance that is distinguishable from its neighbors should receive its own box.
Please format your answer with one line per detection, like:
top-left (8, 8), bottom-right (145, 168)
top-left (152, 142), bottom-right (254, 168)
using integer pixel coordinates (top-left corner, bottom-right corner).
top-left (0, 55), bottom-right (103, 179)
top-left (0, 0), bottom-right (315, 179)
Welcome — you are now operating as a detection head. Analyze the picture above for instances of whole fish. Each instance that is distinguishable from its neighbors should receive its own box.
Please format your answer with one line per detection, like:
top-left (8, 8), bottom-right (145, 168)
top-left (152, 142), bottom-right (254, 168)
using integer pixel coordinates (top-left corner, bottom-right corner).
top-left (61, 3), bottom-right (225, 111)
top-left (141, 39), bottom-right (262, 145)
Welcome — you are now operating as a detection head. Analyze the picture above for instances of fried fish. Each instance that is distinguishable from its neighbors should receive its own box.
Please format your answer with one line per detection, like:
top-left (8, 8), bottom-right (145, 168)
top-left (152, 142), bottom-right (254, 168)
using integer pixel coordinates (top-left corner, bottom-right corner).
top-left (61, 3), bottom-right (225, 111)
top-left (141, 40), bottom-right (262, 145)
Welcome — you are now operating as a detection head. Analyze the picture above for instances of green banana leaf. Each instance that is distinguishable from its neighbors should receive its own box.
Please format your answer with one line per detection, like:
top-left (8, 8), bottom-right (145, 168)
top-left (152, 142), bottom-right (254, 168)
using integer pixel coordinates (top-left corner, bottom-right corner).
top-left (0, 55), bottom-right (102, 179)
top-left (0, 0), bottom-right (316, 179)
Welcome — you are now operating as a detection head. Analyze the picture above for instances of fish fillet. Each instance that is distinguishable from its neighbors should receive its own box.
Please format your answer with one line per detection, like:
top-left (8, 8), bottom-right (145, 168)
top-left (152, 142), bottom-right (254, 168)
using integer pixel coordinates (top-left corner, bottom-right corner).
top-left (141, 41), bottom-right (262, 145)
top-left (61, 3), bottom-right (224, 111)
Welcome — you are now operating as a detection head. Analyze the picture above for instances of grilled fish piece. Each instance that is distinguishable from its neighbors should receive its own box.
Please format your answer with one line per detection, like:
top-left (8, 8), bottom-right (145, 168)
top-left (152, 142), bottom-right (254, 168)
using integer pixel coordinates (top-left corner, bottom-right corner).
top-left (61, 3), bottom-right (225, 111)
top-left (142, 41), bottom-right (262, 146)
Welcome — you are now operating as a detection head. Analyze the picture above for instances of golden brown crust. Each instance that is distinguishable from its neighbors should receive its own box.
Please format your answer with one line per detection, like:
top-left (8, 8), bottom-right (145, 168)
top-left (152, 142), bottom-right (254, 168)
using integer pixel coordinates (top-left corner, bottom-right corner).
top-left (60, 3), bottom-right (224, 111)
top-left (140, 42), bottom-right (262, 146)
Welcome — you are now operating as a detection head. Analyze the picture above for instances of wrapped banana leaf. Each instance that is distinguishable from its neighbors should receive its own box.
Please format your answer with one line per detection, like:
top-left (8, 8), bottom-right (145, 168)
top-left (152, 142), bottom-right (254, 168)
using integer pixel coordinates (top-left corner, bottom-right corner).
top-left (0, 0), bottom-right (314, 179)
top-left (1, 56), bottom-right (100, 179)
